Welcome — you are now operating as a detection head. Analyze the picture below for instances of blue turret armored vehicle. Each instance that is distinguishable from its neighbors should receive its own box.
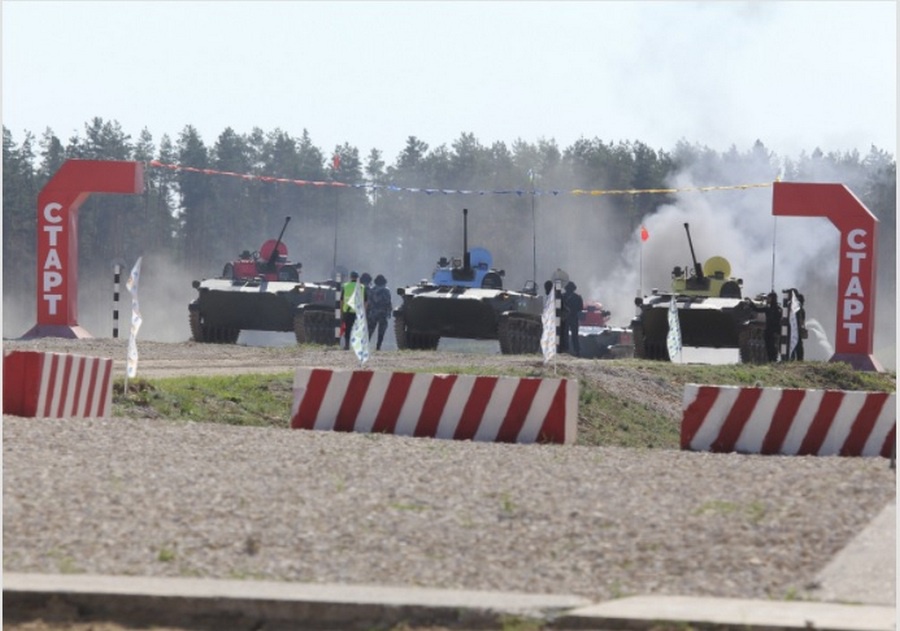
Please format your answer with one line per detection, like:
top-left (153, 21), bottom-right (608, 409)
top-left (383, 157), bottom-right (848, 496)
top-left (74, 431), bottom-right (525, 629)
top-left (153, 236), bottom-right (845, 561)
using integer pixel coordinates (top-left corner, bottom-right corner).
top-left (393, 209), bottom-right (544, 354)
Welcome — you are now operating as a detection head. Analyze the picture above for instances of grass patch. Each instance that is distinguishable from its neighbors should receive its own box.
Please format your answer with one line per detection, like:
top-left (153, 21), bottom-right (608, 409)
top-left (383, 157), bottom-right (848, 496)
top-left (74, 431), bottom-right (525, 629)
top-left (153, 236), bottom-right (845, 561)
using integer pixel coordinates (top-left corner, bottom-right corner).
top-left (114, 373), bottom-right (295, 428)
top-left (111, 360), bottom-right (895, 448)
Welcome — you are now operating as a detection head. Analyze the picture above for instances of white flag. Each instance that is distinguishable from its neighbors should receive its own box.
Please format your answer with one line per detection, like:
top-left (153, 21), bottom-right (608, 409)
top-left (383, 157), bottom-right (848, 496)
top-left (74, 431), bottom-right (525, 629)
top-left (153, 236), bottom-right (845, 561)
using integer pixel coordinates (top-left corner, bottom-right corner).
top-left (789, 290), bottom-right (800, 358)
top-left (125, 257), bottom-right (143, 378)
top-left (540, 288), bottom-right (557, 365)
top-left (666, 297), bottom-right (682, 362)
top-left (349, 281), bottom-right (369, 365)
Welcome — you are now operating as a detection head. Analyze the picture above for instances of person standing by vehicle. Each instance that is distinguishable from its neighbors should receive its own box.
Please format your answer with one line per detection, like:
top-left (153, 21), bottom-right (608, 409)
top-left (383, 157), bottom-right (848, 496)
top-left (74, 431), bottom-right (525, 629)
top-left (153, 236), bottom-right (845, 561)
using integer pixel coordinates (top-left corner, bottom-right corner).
top-left (359, 272), bottom-right (373, 331)
top-left (341, 271), bottom-right (366, 350)
top-left (367, 274), bottom-right (392, 351)
top-left (563, 281), bottom-right (584, 357)
top-left (748, 291), bottom-right (783, 362)
top-left (791, 291), bottom-right (807, 361)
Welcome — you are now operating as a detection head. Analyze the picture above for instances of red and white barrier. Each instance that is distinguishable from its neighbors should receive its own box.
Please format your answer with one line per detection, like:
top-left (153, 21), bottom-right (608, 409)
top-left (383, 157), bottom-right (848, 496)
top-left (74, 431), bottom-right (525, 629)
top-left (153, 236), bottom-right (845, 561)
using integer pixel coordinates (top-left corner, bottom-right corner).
top-left (290, 368), bottom-right (578, 444)
top-left (682, 384), bottom-right (895, 457)
top-left (3, 351), bottom-right (113, 419)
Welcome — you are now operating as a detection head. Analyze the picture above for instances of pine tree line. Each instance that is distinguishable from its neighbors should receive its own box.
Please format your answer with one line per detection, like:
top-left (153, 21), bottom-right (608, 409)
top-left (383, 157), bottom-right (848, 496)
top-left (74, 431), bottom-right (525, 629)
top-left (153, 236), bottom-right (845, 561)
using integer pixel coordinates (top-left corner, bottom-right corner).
top-left (3, 118), bottom-right (895, 305)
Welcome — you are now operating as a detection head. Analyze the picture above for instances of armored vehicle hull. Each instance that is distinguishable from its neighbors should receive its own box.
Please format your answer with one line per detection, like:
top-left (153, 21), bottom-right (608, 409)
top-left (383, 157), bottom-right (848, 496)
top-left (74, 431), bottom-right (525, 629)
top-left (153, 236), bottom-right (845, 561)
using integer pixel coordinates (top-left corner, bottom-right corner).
top-left (189, 278), bottom-right (339, 345)
top-left (630, 294), bottom-right (767, 362)
top-left (579, 325), bottom-right (634, 359)
top-left (188, 216), bottom-right (340, 346)
top-left (394, 284), bottom-right (543, 353)
top-left (393, 208), bottom-right (544, 354)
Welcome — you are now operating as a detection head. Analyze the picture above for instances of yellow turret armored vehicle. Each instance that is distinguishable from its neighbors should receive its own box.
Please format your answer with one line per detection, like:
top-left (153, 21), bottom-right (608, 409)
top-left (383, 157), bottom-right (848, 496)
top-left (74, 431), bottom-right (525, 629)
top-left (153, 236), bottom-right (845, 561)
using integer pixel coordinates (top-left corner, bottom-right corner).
top-left (630, 223), bottom-right (770, 363)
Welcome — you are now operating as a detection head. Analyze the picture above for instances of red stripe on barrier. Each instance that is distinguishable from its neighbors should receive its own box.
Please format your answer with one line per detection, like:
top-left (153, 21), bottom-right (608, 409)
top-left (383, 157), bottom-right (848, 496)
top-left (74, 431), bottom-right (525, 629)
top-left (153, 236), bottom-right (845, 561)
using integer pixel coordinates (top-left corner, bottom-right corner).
top-left (496, 378), bottom-right (541, 442)
top-left (334, 371), bottom-right (374, 432)
top-left (761, 389), bottom-right (807, 454)
top-left (841, 391), bottom-right (891, 456)
top-left (880, 425), bottom-right (896, 458)
top-left (291, 369), bottom-right (334, 429)
top-left (536, 380), bottom-right (569, 443)
top-left (711, 387), bottom-right (763, 452)
top-left (454, 376), bottom-right (498, 440)
top-left (415, 375), bottom-right (458, 437)
top-left (41, 354), bottom-right (61, 417)
top-left (71, 357), bottom-right (87, 416)
top-left (371, 372), bottom-right (415, 434)
top-left (3, 352), bottom-right (26, 416)
top-left (681, 386), bottom-right (720, 449)
top-left (98, 358), bottom-right (113, 416)
top-left (798, 390), bottom-right (845, 455)
top-left (57, 354), bottom-right (76, 417)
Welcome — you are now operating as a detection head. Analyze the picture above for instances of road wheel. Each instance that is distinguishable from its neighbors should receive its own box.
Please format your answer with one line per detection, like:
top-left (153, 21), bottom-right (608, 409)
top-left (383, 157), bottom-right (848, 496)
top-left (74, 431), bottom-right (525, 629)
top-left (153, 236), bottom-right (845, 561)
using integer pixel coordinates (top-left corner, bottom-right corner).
top-left (394, 313), bottom-right (409, 350)
top-left (190, 309), bottom-right (239, 344)
top-left (631, 321), bottom-right (646, 359)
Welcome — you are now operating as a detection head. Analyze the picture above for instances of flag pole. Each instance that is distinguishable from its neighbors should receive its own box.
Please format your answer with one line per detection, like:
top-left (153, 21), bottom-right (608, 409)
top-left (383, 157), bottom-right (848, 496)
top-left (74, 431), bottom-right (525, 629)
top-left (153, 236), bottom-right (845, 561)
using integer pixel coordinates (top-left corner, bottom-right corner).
top-left (530, 169), bottom-right (537, 286)
top-left (640, 237), bottom-right (643, 297)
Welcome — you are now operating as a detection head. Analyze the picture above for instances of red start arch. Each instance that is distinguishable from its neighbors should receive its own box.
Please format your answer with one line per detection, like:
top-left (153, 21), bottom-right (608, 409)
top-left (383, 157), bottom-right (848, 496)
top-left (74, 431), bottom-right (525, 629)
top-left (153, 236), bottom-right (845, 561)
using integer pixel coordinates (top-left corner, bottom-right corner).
top-left (772, 182), bottom-right (881, 372)
top-left (21, 159), bottom-right (144, 339)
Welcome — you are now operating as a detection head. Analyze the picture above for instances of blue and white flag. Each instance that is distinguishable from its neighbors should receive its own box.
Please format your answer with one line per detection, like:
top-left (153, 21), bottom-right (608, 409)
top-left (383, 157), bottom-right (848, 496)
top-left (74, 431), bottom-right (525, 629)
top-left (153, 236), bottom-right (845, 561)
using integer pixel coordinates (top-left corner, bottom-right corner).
top-left (125, 257), bottom-right (143, 378)
top-left (540, 288), bottom-right (557, 365)
top-left (349, 281), bottom-right (369, 365)
top-left (667, 297), bottom-right (682, 362)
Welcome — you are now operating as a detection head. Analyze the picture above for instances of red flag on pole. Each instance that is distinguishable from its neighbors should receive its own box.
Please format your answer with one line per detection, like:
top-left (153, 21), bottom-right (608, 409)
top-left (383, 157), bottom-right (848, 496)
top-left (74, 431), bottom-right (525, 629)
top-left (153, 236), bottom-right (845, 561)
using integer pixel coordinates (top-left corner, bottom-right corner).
top-left (332, 154), bottom-right (341, 170)
top-left (640, 225), bottom-right (649, 242)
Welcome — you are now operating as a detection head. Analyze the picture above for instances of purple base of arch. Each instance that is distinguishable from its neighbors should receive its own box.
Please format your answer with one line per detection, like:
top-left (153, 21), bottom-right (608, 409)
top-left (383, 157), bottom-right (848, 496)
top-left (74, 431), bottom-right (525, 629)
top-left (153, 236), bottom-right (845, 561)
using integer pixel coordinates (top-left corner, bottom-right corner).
top-left (19, 324), bottom-right (94, 340)
top-left (830, 353), bottom-right (884, 372)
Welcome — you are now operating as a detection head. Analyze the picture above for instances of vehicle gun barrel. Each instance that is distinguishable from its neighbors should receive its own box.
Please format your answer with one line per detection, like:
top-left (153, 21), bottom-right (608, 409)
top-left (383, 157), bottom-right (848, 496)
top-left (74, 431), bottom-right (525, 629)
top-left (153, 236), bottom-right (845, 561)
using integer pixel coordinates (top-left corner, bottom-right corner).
top-left (268, 216), bottom-right (291, 268)
top-left (683, 222), bottom-right (704, 279)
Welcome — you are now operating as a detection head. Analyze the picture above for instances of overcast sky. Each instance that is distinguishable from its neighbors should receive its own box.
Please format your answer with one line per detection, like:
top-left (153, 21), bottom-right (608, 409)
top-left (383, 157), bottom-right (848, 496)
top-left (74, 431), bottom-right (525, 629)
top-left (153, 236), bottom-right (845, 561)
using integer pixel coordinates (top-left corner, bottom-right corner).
top-left (2, 1), bottom-right (896, 165)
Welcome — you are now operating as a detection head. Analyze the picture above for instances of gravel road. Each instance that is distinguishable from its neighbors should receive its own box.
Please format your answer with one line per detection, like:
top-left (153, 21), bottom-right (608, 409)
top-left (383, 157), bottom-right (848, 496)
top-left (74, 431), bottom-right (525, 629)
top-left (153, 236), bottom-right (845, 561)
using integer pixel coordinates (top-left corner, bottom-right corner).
top-left (3, 337), bottom-right (896, 625)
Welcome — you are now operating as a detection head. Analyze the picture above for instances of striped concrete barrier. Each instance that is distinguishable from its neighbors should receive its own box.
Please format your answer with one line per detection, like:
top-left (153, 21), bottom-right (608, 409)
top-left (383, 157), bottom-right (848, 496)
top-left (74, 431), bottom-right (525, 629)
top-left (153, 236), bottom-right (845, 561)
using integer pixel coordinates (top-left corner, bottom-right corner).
top-left (681, 383), bottom-right (895, 457)
top-left (290, 368), bottom-right (578, 444)
top-left (3, 350), bottom-right (113, 418)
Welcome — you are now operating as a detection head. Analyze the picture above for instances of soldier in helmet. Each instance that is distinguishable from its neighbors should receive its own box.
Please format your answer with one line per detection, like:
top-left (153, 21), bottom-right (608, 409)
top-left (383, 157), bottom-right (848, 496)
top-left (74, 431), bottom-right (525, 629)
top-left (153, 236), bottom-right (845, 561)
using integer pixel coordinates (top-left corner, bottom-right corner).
top-left (747, 291), bottom-right (783, 362)
top-left (367, 274), bottom-right (392, 351)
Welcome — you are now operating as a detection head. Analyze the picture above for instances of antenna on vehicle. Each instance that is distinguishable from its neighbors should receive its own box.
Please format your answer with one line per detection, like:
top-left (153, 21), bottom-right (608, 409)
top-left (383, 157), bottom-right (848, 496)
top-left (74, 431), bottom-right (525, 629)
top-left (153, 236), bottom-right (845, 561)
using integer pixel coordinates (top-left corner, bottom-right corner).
top-left (463, 208), bottom-right (470, 271)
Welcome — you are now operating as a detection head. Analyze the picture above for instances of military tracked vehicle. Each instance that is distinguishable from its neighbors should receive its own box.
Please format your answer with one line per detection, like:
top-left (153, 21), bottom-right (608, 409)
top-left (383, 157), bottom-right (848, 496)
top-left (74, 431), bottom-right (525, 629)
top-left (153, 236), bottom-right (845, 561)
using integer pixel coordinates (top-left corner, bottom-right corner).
top-left (578, 301), bottom-right (634, 359)
top-left (630, 223), bottom-right (770, 363)
top-left (393, 208), bottom-right (544, 354)
top-left (188, 216), bottom-right (340, 345)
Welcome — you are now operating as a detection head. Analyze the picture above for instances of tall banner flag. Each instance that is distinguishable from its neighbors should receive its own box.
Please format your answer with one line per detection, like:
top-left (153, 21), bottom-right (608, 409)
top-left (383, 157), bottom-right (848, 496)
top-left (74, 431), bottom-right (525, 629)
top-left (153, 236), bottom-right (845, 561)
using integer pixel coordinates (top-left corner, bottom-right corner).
top-left (667, 297), bottom-right (682, 362)
top-left (789, 289), bottom-right (800, 358)
top-left (125, 257), bottom-right (143, 379)
top-left (349, 281), bottom-right (369, 365)
top-left (540, 288), bottom-right (557, 365)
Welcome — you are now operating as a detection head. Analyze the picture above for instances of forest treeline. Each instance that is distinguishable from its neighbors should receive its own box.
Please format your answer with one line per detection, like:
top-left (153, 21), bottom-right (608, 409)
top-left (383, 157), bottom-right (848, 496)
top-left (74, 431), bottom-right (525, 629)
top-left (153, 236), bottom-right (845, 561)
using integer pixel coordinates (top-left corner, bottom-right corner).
top-left (3, 118), bottom-right (896, 300)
